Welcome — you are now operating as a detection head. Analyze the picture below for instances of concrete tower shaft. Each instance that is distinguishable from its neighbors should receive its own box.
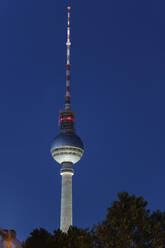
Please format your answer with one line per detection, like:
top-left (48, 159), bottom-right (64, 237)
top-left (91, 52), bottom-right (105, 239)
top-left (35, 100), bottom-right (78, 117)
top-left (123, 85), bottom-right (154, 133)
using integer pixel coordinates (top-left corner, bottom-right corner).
top-left (60, 162), bottom-right (74, 232)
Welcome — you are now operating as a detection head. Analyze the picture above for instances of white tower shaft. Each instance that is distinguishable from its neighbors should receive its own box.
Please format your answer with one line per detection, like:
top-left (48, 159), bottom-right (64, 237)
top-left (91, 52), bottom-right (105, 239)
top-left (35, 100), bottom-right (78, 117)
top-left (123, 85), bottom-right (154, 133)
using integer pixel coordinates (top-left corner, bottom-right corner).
top-left (60, 164), bottom-right (74, 232)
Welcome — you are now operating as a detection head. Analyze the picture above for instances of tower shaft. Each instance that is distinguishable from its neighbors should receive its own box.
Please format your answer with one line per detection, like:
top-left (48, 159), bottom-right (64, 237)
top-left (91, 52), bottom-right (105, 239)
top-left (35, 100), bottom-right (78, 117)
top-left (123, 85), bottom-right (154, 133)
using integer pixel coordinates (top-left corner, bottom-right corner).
top-left (60, 163), bottom-right (74, 232)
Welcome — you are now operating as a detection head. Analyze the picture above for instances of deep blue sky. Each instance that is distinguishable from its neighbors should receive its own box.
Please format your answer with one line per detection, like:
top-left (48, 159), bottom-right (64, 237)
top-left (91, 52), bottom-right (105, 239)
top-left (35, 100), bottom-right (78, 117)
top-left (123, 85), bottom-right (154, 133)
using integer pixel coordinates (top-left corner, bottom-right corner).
top-left (0, 0), bottom-right (165, 241)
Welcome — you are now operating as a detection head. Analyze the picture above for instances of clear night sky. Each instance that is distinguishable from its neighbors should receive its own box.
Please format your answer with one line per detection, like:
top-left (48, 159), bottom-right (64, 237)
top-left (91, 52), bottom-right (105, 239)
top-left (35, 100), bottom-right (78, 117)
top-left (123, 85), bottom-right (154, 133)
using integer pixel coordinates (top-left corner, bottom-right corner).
top-left (0, 0), bottom-right (165, 241)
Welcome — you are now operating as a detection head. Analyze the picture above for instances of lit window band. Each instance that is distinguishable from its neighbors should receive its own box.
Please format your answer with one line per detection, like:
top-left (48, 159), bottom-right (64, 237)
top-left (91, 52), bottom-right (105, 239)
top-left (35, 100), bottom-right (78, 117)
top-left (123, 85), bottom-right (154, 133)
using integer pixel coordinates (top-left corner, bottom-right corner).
top-left (60, 117), bottom-right (74, 123)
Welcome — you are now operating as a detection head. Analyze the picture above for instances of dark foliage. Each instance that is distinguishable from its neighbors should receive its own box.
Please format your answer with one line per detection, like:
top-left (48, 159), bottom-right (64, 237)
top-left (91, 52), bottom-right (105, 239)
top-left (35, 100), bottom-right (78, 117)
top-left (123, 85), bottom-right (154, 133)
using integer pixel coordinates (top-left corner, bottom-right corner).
top-left (24, 227), bottom-right (94, 248)
top-left (24, 228), bottom-right (52, 248)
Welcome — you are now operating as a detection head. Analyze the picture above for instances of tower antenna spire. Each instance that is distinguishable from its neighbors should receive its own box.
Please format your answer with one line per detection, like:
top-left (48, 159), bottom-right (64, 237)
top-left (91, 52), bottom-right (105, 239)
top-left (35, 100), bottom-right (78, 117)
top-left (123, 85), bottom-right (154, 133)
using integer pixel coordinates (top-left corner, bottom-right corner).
top-left (65, 4), bottom-right (71, 110)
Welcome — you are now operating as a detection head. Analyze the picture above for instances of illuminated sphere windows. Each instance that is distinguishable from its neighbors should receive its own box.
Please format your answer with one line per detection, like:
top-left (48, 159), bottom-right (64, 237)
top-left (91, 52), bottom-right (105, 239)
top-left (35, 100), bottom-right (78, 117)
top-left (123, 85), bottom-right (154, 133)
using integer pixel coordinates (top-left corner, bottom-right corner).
top-left (51, 132), bottom-right (84, 164)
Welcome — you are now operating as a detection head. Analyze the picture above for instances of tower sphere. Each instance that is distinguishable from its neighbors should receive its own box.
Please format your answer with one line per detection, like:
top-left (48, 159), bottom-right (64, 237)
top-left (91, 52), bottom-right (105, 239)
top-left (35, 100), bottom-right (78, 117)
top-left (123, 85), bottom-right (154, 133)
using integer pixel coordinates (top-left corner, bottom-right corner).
top-left (51, 132), bottom-right (84, 164)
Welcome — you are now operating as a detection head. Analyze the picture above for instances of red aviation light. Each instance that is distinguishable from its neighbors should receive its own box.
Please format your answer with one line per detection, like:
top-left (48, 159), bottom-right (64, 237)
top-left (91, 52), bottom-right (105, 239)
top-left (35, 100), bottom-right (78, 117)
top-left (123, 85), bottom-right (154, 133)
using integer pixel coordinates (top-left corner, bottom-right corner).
top-left (60, 117), bottom-right (74, 123)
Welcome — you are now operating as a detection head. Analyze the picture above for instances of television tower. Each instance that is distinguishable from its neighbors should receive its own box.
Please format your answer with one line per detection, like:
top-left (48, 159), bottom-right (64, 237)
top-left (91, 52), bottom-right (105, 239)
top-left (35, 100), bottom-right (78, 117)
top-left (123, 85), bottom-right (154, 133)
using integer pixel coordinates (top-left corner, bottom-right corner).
top-left (50, 4), bottom-right (84, 233)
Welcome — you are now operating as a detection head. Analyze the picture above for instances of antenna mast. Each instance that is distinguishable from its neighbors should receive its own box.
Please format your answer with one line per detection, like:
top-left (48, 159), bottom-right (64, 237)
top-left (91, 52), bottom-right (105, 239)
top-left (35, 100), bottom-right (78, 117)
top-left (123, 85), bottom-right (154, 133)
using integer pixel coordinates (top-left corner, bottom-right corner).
top-left (65, 5), bottom-right (71, 110)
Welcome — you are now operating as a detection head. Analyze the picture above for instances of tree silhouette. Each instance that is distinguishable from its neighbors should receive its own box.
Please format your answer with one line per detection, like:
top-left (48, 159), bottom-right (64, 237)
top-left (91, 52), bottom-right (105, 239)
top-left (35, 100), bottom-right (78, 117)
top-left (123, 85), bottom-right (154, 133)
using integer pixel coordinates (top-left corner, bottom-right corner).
top-left (94, 192), bottom-right (165, 248)
top-left (24, 228), bottom-right (52, 248)
top-left (149, 210), bottom-right (165, 247)
top-left (24, 227), bottom-right (94, 248)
